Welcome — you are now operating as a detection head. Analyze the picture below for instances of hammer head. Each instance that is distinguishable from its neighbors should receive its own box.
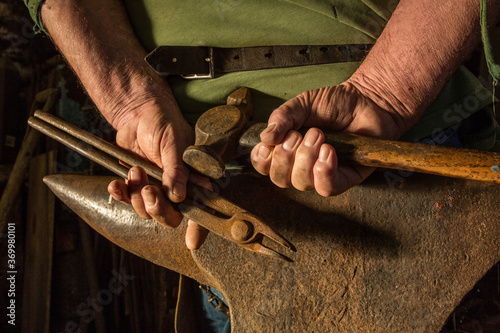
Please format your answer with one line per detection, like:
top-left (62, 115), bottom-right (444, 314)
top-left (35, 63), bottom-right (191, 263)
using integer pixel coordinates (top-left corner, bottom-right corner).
top-left (182, 87), bottom-right (253, 179)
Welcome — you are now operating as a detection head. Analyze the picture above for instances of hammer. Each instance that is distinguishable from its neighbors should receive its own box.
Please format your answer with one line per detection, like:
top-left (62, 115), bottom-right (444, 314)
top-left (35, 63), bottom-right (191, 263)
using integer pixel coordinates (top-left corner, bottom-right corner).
top-left (182, 87), bottom-right (500, 184)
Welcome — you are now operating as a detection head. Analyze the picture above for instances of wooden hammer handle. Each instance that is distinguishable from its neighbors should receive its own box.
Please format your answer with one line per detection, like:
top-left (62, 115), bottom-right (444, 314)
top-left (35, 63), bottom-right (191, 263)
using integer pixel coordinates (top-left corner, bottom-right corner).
top-left (239, 123), bottom-right (500, 184)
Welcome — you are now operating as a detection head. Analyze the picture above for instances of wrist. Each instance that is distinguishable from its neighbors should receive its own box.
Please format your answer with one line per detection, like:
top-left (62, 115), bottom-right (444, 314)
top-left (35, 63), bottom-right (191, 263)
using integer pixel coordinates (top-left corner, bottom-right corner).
top-left (99, 63), bottom-right (174, 130)
top-left (346, 71), bottom-right (420, 138)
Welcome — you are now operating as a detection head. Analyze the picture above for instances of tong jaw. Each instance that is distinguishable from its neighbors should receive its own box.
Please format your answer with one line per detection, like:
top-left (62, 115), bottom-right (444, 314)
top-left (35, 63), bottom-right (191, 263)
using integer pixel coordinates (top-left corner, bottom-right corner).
top-left (228, 212), bottom-right (296, 261)
top-left (178, 196), bottom-right (295, 261)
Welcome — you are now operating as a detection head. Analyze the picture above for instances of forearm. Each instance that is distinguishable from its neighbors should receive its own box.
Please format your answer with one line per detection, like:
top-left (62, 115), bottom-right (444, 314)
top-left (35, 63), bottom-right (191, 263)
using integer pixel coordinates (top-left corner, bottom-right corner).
top-left (41, 0), bottom-right (173, 129)
top-left (349, 0), bottom-right (500, 135)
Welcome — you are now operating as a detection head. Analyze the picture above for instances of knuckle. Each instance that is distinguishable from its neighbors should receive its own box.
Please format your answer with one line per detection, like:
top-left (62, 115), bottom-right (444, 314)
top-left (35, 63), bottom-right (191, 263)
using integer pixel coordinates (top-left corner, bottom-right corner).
top-left (314, 162), bottom-right (334, 176)
top-left (317, 187), bottom-right (335, 197)
top-left (252, 163), bottom-right (270, 176)
top-left (293, 182), bottom-right (314, 192)
top-left (270, 108), bottom-right (294, 125)
top-left (291, 174), bottom-right (313, 192)
top-left (145, 202), bottom-right (161, 216)
top-left (270, 171), bottom-right (291, 188)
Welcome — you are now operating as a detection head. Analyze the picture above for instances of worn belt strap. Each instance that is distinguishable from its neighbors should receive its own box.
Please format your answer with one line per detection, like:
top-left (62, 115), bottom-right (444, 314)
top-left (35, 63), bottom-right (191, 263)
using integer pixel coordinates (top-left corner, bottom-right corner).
top-left (145, 44), bottom-right (372, 79)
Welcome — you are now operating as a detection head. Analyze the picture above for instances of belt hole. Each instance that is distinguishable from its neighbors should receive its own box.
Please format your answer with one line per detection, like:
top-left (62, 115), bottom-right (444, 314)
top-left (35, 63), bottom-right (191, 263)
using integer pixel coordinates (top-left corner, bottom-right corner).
top-left (172, 57), bottom-right (177, 62)
top-left (265, 51), bottom-right (273, 58)
top-left (233, 55), bottom-right (240, 60)
top-left (299, 48), bottom-right (309, 55)
top-left (320, 47), bottom-right (329, 53)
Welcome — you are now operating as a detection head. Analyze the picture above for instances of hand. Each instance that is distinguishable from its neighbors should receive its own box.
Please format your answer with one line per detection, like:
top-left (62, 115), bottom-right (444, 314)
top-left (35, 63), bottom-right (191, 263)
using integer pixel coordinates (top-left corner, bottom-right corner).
top-left (40, 0), bottom-right (213, 249)
top-left (107, 97), bottom-right (209, 250)
top-left (251, 82), bottom-right (404, 196)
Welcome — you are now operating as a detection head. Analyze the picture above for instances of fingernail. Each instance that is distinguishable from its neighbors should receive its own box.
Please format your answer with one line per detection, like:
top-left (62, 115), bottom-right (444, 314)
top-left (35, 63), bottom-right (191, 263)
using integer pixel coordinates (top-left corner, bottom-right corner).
top-left (304, 130), bottom-right (320, 147)
top-left (283, 133), bottom-right (299, 151)
top-left (258, 145), bottom-right (272, 159)
top-left (173, 182), bottom-right (186, 199)
top-left (261, 123), bottom-right (277, 135)
top-left (129, 169), bottom-right (140, 183)
top-left (318, 146), bottom-right (330, 162)
top-left (143, 188), bottom-right (156, 206)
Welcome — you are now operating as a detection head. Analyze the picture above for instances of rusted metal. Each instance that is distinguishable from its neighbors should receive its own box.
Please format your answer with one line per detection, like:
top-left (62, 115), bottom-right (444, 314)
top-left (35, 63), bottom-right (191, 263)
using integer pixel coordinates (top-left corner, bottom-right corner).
top-left (196, 172), bottom-right (500, 332)
top-left (0, 88), bottom-right (58, 234)
top-left (178, 202), bottom-right (294, 261)
top-left (34, 110), bottom-right (163, 179)
top-left (185, 88), bottom-right (500, 184)
top-left (43, 172), bottom-right (500, 332)
top-left (28, 112), bottom-right (293, 260)
top-left (182, 87), bottom-right (253, 179)
top-left (42, 174), bottom-right (212, 286)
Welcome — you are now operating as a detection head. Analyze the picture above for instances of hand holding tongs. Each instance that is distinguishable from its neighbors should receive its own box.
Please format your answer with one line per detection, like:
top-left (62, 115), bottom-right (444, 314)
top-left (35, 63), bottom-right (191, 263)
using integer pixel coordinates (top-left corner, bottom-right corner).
top-left (28, 111), bottom-right (295, 261)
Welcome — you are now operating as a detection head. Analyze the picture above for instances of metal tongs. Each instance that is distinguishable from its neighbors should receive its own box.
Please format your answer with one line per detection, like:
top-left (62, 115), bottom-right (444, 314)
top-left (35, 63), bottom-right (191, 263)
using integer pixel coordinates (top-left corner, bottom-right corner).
top-left (28, 111), bottom-right (295, 261)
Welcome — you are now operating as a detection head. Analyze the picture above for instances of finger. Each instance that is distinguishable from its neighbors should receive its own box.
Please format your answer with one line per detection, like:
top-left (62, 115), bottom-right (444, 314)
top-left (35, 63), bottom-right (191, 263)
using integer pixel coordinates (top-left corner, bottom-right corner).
top-left (313, 144), bottom-right (339, 197)
top-left (160, 145), bottom-right (190, 204)
top-left (269, 131), bottom-right (302, 188)
top-left (128, 166), bottom-right (151, 219)
top-left (185, 219), bottom-right (210, 250)
top-left (108, 179), bottom-right (131, 204)
top-left (188, 173), bottom-right (212, 189)
top-left (250, 143), bottom-right (273, 176)
top-left (291, 128), bottom-right (324, 191)
top-left (142, 185), bottom-right (183, 228)
top-left (260, 92), bottom-right (311, 145)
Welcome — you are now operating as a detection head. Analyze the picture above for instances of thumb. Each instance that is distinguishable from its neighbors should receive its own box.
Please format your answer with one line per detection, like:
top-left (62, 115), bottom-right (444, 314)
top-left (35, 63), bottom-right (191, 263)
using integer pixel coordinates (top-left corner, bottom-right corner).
top-left (260, 91), bottom-right (313, 145)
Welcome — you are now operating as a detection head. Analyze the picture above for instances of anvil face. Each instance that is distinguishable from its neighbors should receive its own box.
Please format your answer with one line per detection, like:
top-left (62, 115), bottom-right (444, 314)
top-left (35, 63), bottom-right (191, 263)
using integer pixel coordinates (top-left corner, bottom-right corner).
top-left (44, 173), bottom-right (500, 332)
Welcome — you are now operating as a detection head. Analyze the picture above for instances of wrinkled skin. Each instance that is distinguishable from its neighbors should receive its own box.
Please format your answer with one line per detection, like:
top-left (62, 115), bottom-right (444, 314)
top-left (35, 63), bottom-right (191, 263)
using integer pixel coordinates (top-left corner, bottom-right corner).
top-left (251, 83), bottom-right (402, 196)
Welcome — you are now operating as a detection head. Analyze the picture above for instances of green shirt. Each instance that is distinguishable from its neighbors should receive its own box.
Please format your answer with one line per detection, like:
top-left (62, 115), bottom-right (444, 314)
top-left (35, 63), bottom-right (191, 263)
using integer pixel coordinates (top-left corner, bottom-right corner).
top-left (25, 0), bottom-right (499, 149)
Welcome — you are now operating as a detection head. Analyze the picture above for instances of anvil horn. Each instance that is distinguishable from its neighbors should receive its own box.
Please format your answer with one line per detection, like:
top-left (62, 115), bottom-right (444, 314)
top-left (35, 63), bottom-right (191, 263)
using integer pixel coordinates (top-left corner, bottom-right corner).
top-left (43, 174), bottom-right (212, 286)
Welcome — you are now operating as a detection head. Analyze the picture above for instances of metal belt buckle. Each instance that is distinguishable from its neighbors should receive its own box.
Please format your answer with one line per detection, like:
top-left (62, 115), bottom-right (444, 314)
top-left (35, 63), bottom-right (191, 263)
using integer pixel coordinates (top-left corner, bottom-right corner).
top-left (181, 47), bottom-right (214, 79)
top-left (145, 46), bottom-right (215, 79)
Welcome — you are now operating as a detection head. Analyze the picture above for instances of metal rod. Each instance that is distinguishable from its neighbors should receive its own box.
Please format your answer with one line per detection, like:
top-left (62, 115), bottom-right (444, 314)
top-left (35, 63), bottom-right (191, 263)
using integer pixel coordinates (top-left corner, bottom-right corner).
top-left (28, 114), bottom-right (253, 216)
top-left (30, 112), bottom-right (242, 215)
top-left (28, 117), bottom-right (133, 182)
top-left (34, 110), bottom-right (163, 180)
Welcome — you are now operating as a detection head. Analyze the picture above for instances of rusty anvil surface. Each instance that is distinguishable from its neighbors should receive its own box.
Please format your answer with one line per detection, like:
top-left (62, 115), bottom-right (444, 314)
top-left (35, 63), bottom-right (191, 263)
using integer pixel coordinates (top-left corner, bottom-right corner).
top-left (44, 171), bottom-right (500, 332)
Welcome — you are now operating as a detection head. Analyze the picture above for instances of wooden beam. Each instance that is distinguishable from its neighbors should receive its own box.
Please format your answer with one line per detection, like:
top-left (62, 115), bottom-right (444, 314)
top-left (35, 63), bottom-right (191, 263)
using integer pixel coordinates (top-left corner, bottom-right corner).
top-left (21, 151), bottom-right (56, 333)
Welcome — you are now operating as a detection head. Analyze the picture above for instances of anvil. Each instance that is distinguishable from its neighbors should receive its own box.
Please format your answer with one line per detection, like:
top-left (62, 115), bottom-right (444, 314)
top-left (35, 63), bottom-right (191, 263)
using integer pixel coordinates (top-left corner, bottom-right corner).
top-left (44, 171), bottom-right (500, 332)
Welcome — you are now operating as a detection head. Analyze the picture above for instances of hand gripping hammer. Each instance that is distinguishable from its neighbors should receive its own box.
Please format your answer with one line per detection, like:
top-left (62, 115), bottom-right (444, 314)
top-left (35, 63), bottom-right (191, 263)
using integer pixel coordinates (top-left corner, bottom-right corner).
top-left (182, 87), bottom-right (500, 184)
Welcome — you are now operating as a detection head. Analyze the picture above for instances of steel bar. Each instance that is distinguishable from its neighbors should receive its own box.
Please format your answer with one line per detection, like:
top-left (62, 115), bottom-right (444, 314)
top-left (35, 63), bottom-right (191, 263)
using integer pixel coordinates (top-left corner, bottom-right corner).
top-left (34, 110), bottom-right (163, 180)
top-left (32, 112), bottom-right (235, 213)
top-left (28, 117), bottom-right (133, 182)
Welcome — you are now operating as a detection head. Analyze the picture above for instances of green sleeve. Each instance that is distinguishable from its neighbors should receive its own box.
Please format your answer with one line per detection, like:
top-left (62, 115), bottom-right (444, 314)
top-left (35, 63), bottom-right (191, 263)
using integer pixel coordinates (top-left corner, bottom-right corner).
top-left (23, 0), bottom-right (49, 34)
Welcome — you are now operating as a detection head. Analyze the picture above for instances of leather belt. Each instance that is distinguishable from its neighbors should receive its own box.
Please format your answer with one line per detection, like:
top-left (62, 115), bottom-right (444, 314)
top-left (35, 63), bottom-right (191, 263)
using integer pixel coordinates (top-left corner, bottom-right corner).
top-left (145, 44), bottom-right (372, 79)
